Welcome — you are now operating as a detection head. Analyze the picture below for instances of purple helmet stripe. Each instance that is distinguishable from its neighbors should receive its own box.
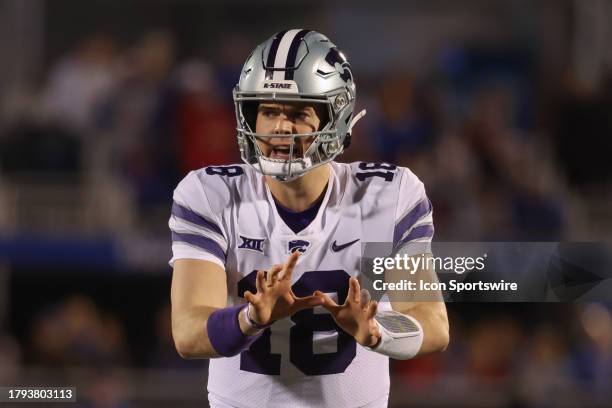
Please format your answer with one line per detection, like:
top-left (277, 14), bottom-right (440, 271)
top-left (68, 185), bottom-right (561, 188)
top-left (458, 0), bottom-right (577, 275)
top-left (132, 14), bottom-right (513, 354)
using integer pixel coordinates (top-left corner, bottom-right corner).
top-left (284, 29), bottom-right (311, 80)
top-left (265, 29), bottom-right (288, 80)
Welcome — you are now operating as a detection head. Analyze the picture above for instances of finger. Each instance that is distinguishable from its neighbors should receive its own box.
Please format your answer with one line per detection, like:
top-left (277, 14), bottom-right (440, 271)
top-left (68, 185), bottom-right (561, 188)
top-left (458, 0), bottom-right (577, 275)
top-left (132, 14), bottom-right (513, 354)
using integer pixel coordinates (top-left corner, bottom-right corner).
top-left (268, 264), bottom-right (283, 284)
top-left (256, 270), bottom-right (266, 293)
top-left (360, 288), bottom-right (371, 309)
top-left (367, 300), bottom-right (378, 319)
top-left (244, 290), bottom-right (257, 304)
top-left (351, 278), bottom-right (361, 303)
top-left (345, 279), bottom-right (354, 306)
top-left (314, 291), bottom-right (340, 309)
top-left (347, 277), bottom-right (361, 304)
top-left (281, 251), bottom-right (300, 280)
top-left (292, 295), bottom-right (324, 312)
top-left (313, 291), bottom-right (342, 314)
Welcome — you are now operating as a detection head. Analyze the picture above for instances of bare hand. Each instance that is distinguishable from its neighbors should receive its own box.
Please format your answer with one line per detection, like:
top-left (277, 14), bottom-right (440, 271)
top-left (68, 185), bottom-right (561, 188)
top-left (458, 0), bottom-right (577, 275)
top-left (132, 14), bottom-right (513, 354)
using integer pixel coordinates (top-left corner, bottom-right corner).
top-left (243, 252), bottom-right (323, 326)
top-left (315, 277), bottom-right (381, 347)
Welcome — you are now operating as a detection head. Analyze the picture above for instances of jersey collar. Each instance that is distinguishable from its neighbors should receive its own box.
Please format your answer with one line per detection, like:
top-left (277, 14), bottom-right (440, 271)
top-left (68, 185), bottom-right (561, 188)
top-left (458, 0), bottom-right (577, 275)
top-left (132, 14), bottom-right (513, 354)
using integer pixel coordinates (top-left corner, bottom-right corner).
top-left (264, 163), bottom-right (336, 237)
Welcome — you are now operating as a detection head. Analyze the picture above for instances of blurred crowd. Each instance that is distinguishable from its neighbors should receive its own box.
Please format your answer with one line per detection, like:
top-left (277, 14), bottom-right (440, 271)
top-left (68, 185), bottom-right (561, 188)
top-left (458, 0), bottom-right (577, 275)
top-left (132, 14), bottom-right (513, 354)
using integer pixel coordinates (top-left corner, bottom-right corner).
top-left (0, 31), bottom-right (239, 231)
top-left (395, 303), bottom-right (612, 406)
top-left (0, 292), bottom-right (202, 407)
top-left (1, 29), bottom-right (611, 239)
top-left (1, 293), bottom-right (611, 406)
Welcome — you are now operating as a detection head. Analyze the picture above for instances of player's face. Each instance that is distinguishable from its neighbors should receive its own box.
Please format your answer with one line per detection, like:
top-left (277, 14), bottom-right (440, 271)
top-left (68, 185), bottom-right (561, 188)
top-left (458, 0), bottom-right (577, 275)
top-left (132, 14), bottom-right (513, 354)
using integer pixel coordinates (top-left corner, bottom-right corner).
top-left (255, 102), bottom-right (323, 160)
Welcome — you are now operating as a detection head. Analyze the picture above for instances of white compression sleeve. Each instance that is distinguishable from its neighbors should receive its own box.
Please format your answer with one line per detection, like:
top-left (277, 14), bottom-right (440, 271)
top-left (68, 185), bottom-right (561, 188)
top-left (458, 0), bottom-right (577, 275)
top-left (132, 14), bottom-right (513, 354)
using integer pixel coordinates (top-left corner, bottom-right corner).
top-left (366, 310), bottom-right (424, 360)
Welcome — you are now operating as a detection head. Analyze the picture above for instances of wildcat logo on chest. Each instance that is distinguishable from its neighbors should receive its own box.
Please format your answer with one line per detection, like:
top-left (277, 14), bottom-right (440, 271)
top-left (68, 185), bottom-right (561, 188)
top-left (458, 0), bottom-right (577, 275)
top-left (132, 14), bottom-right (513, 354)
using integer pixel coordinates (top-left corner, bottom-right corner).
top-left (288, 239), bottom-right (310, 254)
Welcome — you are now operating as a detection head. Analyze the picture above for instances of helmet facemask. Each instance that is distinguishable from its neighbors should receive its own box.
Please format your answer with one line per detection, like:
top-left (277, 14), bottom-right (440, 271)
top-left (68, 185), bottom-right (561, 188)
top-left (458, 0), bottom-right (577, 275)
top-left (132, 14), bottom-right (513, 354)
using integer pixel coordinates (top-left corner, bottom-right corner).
top-left (235, 91), bottom-right (348, 181)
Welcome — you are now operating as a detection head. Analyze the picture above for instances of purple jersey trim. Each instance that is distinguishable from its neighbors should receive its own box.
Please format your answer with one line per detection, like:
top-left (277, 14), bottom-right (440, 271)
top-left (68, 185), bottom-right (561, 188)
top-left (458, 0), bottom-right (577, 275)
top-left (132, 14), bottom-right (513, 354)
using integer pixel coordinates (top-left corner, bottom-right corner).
top-left (171, 231), bottom-right (226, 263)
top-left (207, 305), bottom-right (262, 357)
top-left (393, 198), bottom-right (432, 243)
top-left (397, 224), bottom-right (435, 248)
top-left (274, 194), bottom-right (325, 234)
top-left (172, 201), bottom-right (224, 236)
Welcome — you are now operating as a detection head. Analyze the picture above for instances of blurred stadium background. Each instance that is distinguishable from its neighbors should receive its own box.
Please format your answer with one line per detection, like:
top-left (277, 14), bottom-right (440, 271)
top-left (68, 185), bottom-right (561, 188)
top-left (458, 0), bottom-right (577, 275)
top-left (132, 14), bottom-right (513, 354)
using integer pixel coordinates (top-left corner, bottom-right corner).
top-left (0, 0), bottom-right (611, 406)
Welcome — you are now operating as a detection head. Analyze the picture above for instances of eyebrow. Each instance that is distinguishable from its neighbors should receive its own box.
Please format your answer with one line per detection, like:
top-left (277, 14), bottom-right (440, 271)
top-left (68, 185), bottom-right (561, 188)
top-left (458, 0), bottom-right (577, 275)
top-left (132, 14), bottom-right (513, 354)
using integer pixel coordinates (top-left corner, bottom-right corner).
top-left (258, 104), bottom-right (281, 110)
top-left (258, 104), bottom-right (314, 112)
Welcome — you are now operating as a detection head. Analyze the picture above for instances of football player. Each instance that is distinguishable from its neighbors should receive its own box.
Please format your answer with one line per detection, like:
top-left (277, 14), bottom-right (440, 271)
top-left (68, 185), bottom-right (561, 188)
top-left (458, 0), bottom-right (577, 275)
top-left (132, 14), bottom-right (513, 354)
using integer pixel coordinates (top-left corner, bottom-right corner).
top-left (170, 29), bottom-right (449, 407)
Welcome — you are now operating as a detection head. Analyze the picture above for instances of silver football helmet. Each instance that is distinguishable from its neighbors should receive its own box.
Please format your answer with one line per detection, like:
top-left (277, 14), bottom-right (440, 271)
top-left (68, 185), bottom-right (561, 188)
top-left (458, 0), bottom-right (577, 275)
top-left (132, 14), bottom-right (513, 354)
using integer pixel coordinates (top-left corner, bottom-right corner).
top-left (233, 29), bottom-right (366, 181)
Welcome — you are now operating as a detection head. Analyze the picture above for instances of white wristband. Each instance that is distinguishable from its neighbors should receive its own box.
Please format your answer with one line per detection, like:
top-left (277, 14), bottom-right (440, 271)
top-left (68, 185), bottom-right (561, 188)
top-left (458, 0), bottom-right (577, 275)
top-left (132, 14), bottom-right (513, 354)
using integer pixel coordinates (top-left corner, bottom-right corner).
top-left (367, 311), bottom-right (423, 360)
top-left (241, 304), bottom-right (263, 334)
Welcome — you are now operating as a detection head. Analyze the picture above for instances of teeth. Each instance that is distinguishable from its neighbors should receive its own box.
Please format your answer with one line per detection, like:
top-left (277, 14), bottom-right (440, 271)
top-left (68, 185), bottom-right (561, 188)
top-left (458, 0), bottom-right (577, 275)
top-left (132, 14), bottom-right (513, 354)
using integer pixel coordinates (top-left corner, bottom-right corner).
top-left (271, 145), bottom-right (302, 160)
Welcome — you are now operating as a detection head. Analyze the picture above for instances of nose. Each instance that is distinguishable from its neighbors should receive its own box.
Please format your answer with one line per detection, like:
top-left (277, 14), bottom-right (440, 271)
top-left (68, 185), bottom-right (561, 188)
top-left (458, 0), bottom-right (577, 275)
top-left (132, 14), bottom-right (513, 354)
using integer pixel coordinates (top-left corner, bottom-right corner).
top-left (272, 115), bottom-right (293, 135)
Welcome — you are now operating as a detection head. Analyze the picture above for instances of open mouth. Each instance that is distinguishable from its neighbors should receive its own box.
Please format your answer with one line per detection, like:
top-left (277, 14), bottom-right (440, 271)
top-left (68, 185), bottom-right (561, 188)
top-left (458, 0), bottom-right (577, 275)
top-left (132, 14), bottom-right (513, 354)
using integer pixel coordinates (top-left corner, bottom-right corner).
top-left (270, 145), bottom-right (301, 160)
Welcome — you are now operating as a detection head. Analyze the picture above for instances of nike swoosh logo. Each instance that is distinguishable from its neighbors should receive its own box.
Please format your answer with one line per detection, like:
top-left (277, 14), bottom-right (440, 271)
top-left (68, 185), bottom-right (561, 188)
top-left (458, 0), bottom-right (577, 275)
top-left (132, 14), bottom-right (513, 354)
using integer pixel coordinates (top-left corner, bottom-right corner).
top-left (331, 238), bottom-right (360, 252)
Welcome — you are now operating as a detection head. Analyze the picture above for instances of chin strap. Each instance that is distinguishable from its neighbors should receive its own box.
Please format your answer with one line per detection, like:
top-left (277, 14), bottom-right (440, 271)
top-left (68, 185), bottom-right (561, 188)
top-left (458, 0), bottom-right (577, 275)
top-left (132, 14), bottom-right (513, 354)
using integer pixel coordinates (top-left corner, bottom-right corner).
top-left (343, 109), bottom-right (366, 149)
top-left (348, 109), bottom-right (367, 134)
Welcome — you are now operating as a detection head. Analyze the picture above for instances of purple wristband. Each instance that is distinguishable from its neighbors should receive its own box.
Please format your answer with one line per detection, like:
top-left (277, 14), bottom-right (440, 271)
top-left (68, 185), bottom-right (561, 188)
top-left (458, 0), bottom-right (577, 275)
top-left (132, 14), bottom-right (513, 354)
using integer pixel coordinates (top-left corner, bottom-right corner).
top-left (207, 305), bottom-right (262, 357)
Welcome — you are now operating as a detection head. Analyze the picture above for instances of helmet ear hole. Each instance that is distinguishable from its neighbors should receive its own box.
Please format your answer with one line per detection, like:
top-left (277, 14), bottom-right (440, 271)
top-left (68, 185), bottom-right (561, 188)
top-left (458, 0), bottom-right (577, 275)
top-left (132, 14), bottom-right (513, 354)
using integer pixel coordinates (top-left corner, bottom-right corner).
top-left (314, 103), bottom-right (330, 131)
top-left (242, 101), bottom-right (259, 131)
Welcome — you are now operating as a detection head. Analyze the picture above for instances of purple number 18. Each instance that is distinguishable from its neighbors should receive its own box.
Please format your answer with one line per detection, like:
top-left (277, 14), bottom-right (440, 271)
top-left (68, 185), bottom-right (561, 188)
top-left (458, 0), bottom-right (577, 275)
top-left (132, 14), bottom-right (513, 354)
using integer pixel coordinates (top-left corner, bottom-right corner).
top-left (237, 269), bottom-right (356, 375)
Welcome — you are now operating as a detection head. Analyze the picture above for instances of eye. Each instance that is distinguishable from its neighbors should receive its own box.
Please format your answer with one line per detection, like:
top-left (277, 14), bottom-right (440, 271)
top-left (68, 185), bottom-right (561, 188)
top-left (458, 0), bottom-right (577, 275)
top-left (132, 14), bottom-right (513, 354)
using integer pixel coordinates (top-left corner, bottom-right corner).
top-left (261, 109), bottom-right (278, 118)
top-left (294, 111), bottom-right (310, 120)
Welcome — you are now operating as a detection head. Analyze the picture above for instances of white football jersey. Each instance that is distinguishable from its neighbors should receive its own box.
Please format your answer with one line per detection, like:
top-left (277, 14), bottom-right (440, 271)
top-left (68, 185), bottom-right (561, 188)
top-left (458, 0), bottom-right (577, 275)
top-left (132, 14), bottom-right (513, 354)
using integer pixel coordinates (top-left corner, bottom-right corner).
top-left (169, 161), bottom-right (434, 408)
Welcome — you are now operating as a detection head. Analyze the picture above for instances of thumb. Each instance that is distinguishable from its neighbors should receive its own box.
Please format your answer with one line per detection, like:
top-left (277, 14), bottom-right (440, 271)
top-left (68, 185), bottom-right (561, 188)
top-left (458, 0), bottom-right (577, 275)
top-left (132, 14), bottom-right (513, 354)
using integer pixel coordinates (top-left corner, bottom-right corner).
top-left (314, 291), bottom-right (341, 314)
top-left (244, 290), bottom-right (258, 305)
top-left (293, 295), bottom-right (324, 311)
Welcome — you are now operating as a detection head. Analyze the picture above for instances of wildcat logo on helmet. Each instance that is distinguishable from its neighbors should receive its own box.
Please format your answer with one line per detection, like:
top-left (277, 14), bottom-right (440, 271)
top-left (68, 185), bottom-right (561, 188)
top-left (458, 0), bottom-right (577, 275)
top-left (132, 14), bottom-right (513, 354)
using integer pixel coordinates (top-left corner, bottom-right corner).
top-left (288, 239), bottom-right (310, 254)
top-left (325, 47), bottom-right (354, 84)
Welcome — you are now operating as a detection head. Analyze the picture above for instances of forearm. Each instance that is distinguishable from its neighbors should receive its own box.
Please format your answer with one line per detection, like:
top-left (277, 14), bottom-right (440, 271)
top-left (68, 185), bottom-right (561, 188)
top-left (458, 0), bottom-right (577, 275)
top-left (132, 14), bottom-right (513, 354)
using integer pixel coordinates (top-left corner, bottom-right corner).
top-left (398, 301), bottom-right (449, 355)
top-left (172, 303), bottom-right (263, 359)
top-left (385, 260), bottom-right (449, 355)
top-left (172, 305), bottom-right (220, 359)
